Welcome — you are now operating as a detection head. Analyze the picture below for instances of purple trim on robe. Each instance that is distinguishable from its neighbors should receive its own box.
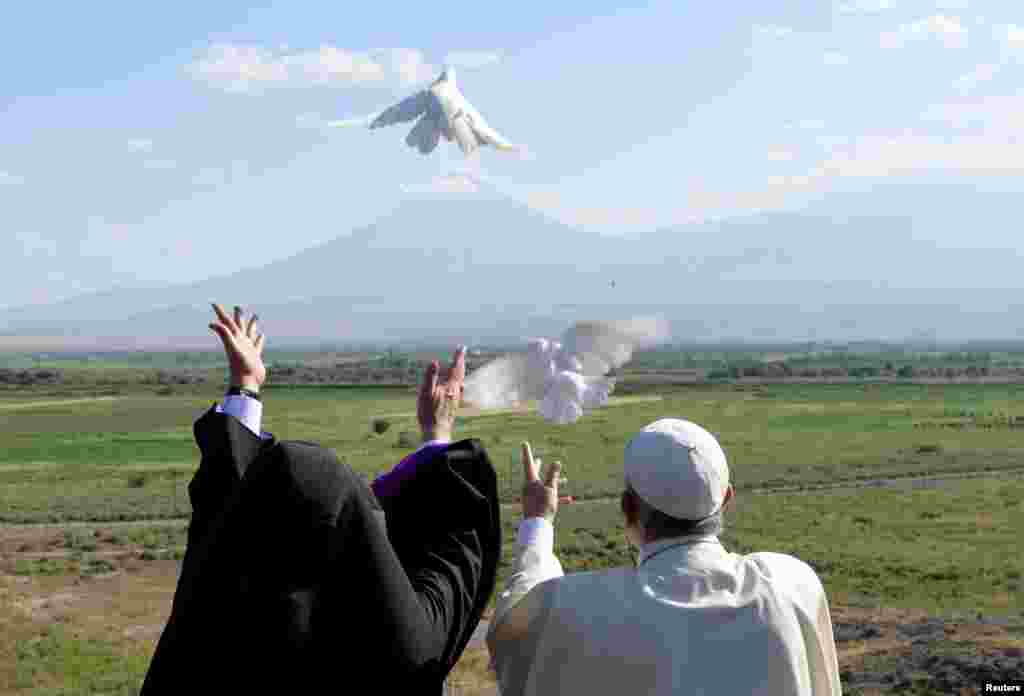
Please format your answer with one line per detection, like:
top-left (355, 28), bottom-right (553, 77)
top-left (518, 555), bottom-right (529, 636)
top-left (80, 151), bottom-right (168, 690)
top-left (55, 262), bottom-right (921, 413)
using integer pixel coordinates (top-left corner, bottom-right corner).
top-left (371, 441), bottom-right (450, 501)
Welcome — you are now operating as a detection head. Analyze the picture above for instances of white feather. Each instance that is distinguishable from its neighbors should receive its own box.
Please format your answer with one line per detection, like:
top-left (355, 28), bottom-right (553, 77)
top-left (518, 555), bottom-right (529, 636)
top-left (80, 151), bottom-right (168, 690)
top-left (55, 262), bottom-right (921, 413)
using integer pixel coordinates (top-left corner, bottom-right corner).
top-left (463, 318), bottom-right (670, 424)
top-left (349, 66), bottom-right (522, 158)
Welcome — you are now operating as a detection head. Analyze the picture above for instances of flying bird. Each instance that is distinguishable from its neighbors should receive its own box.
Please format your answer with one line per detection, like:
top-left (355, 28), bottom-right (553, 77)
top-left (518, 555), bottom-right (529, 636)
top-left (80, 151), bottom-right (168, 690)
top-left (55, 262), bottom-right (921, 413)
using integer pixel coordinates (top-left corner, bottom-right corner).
top-left (358, 66), bottom-right (520, 157)
top-left (463, 318), bottom-right (670, 425)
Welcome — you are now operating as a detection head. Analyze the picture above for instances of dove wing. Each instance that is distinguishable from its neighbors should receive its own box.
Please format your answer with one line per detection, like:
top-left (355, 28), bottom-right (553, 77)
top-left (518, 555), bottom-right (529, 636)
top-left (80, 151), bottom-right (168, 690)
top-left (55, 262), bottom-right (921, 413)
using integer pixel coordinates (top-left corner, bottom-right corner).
top-left (462, 100), bottom-right (517, 151)
top-left (369, 90), bottom-right (432, 129)
top-left (463, 354), bottom-right (543, 409)
top-left (560, 318), bottom-right (671, 376)
top-left (450, 114), bottom-right (480, 156)
top-left (404, 114), bottom-right (442, 154)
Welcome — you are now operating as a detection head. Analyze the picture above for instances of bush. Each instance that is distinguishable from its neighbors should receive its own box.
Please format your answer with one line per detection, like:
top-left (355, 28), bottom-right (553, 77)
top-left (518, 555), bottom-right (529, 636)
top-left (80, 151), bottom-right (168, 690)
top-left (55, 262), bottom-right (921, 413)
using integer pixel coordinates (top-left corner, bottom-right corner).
top-left (372, 418), bottom-right (391, 435)
top-left (897, 365), bottom-right (915, 378)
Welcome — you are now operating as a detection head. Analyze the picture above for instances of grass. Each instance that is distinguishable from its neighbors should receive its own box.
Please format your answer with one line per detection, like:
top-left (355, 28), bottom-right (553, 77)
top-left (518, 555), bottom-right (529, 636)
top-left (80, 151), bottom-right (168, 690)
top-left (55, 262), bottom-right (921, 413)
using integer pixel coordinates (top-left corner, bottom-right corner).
top-left (491, 476), bottom-right (1024, 615)
top-left (13, 625), bottom-right (149, 696)
top-left (2, 379), bottom-right (1023, 693)
top-left (3, 382), bottom-right (1024, 522)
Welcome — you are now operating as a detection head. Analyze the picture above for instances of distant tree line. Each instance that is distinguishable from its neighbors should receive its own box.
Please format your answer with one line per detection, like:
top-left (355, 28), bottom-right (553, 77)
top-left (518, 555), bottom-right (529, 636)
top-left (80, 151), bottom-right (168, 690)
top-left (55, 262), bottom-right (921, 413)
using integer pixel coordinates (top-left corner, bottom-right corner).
top-left (704, 363), bottom-right (1016, 380)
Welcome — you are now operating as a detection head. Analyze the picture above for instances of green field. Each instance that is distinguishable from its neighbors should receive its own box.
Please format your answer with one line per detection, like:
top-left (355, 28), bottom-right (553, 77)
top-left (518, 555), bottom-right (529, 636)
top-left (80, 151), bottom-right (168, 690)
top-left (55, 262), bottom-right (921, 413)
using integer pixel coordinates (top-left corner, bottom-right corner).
top-left (3, 382), bottom-right (1024, 523)
top-left (3, 379), bottom-right (1024, 695)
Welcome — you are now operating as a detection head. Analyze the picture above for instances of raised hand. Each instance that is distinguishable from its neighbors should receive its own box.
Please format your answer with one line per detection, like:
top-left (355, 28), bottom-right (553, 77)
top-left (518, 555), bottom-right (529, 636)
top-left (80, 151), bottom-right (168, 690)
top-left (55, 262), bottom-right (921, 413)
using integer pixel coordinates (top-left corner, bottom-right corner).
top-left (519, 442), bottom-right (573, 522)
top-left (417, 346), bottom-right (467, 442)
top-left (208, 303), bottom-right (266, 393)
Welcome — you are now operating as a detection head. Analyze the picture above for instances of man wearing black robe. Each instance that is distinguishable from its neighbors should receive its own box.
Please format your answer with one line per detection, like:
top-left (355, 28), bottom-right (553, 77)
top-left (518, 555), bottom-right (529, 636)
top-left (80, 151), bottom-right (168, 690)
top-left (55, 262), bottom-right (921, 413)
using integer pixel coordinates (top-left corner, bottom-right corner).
top-left (140, 304), bottom-right (499, 694)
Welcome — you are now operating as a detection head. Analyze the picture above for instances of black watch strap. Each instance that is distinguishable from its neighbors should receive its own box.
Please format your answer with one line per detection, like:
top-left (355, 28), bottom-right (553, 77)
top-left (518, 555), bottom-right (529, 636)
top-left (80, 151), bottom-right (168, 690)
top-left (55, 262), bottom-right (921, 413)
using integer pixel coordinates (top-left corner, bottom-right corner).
top-left (225, 386), bottom-right (262, 401)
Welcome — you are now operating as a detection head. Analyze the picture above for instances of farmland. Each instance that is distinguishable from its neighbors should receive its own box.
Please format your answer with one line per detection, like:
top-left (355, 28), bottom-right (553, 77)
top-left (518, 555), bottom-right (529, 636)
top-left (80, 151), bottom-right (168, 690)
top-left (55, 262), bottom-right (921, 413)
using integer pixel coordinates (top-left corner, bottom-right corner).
top-left (2, 356), bottom-right (1023, 694)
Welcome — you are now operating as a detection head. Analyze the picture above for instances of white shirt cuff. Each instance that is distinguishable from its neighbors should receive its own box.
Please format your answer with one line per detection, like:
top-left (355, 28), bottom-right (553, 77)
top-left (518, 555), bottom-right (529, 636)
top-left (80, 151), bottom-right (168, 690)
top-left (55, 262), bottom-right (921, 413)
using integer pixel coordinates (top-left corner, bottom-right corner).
top-left (216, 395), bottom-right (264, 438)
top-left (517, 517), bottom-right (554, 549)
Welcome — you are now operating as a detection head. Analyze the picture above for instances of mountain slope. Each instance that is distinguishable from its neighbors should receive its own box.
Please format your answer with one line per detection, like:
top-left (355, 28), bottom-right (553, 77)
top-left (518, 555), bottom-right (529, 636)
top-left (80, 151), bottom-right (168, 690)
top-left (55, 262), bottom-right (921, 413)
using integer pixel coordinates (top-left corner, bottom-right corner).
top-left (4, 188), bottom-right (1024, 345)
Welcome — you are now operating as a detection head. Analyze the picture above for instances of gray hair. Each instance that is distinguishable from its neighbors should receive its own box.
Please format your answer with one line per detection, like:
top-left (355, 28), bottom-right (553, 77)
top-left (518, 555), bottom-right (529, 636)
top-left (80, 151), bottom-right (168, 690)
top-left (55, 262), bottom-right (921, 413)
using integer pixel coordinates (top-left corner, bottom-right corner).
top-left (626, 483), bottom-right (725, 540)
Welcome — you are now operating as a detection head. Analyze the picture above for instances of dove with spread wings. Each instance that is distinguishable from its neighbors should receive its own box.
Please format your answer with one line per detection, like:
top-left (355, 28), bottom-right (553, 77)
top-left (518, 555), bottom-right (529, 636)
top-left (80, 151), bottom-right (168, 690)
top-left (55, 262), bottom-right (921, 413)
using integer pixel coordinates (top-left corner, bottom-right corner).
top-left (463, 318), bottom-right (670, 425)
top-left (331, 66), bottom-right (520, 157)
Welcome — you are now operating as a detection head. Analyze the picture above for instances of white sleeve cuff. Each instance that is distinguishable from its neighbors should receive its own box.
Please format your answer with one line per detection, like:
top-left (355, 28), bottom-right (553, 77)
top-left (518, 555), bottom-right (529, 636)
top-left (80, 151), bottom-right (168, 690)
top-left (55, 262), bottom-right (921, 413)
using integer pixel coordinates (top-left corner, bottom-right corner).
top-left (517, 517), bottom-right (554, 549)
top-left (216, 395), bottom-right (264, 438)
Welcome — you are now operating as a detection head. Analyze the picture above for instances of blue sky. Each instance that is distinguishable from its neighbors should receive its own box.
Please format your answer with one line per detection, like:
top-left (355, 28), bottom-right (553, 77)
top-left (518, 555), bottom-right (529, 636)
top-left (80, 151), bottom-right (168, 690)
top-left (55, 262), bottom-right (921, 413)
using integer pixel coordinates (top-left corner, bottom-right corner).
top-left (3, 0), bottom-right (1023, 309)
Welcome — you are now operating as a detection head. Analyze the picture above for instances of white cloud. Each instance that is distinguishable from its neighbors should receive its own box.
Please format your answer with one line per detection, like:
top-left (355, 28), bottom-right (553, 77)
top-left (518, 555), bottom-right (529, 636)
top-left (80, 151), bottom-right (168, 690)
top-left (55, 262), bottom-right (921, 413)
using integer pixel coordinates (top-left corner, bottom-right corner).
top-left (524, 190), bottom-right (663, 230)
top-left (401, 173), bottom-right (481, 195)
top-left (443, 50), bottom-right (503, 69)
top-left (881, 15), bottom-right (968, 49)
top-left (810, 132), bottom-right (1024, 177)
top-left (187, 44), bottom-right (439, 92)
top-left (384, 48), bottom-right (436, 87)
top-left (754, 25), bottom-right (794, 39)
top-left (0, 171), bottom-right (24, 185)
top-left (127, 138), bottom-right (154, 153)
top-left (995, 23), bottom-right (1024, 47)
top-left (767, 148), bottom-right (796, 162)
top-left (838, 0), bottom-right (891, 15)
top-left (823, 51), bottom-right (851, 66)
top-left (953, 63), bottom-right (999, 92)
top-left (921, 95), bottom-right (1024, 130)
top-left (788, 119), bottom-right (827, 130)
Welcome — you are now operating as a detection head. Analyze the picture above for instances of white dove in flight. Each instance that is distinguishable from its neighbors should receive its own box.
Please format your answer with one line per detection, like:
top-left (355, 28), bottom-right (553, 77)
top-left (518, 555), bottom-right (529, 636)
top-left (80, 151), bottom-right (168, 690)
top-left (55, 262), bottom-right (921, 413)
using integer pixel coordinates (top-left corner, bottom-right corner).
top-left (463, 318), bottom-right (670, 425)
top-left (355, 66), bottom-right (520, 157)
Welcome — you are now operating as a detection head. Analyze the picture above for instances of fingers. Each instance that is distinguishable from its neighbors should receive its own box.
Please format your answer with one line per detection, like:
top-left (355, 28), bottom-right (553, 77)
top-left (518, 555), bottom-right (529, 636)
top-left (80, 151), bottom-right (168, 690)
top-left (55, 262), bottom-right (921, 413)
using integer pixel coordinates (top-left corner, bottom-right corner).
top-left (521, 442), bottom-right (539, 483)
top-left (254, 332), bottom-right (266, 354)
top-left (448, 345), bottom-right (467, 387)
top-left (211, 304), bottom-right (240, 336)
top-left (544, 460), bottom-right (563, 492)
top-left (208, 322), bottom-right (237, 351)
top-left (233, 305), bottom-right (244, 331)
top-left (420, 360), bottom-right (439, 401)
top-left (246, 313), bottom-right (259, 338)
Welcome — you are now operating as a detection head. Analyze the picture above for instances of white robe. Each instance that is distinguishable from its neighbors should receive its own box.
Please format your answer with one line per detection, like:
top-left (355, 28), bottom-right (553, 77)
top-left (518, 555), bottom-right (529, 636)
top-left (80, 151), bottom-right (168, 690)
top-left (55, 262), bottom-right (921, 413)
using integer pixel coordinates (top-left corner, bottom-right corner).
top-left (487, 521), bottom-right (842, 696)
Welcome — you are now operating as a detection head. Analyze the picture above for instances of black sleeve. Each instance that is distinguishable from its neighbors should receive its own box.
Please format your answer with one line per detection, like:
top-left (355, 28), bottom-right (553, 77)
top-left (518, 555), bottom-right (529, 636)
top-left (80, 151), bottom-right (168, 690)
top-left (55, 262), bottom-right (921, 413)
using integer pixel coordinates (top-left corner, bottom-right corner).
top-left (311, 439), bottom-right (500, 687)
top-left (186, 405), bottom-right (269, 547)
top-left (142, 435), bottom-right (499, 695)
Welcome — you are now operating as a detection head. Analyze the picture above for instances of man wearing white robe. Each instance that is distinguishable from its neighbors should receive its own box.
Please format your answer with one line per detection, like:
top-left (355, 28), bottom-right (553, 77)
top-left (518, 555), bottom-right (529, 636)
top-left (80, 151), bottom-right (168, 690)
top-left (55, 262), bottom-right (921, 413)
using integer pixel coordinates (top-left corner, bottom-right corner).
top-left (487, 419), bottom-right (842, 695)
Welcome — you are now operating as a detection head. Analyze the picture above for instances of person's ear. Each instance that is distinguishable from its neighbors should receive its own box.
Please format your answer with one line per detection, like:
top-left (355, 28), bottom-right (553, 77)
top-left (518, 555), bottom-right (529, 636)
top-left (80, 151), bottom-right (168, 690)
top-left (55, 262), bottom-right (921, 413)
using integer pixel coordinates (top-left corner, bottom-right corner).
top-left (721, 485), bottom-right (735, 511)
top-left (621, 489), bottom-right (638, 526)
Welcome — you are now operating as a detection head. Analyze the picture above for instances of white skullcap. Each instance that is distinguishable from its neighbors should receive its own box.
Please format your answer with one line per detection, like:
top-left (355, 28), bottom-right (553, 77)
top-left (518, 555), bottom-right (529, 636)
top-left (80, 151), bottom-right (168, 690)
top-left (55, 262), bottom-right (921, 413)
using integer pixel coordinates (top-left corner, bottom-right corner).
top-left (623, 418), bottom-right (730, 521)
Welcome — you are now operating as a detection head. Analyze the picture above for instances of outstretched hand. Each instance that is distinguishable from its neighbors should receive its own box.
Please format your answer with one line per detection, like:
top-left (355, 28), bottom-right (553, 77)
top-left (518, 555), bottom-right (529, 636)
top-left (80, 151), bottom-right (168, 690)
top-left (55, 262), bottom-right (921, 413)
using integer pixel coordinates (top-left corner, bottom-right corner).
top-left (209, 303), bottom-right (266, 392)
top-left (417, 346), bottom-right (466, 442)
top-left (519, 442), bottom-right (574, 522)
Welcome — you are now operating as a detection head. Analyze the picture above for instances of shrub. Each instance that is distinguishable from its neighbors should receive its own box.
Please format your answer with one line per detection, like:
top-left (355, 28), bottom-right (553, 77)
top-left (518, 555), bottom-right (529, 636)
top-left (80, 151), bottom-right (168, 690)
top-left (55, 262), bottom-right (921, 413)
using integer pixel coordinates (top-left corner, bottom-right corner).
top-left (372, 418), bottom-right (391, 435)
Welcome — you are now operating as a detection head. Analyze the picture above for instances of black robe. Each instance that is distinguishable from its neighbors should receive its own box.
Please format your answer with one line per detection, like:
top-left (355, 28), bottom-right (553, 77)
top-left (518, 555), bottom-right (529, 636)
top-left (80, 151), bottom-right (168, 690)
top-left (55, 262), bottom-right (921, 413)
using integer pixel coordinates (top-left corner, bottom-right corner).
top-left (140, 406), bottom-right (501, 694)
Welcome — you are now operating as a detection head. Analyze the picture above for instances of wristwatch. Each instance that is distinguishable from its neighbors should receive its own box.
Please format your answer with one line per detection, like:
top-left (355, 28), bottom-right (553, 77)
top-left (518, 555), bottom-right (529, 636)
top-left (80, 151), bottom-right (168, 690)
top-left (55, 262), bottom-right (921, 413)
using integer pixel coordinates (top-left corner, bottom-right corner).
top-left (225, 386), bottom-right (262, 401)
